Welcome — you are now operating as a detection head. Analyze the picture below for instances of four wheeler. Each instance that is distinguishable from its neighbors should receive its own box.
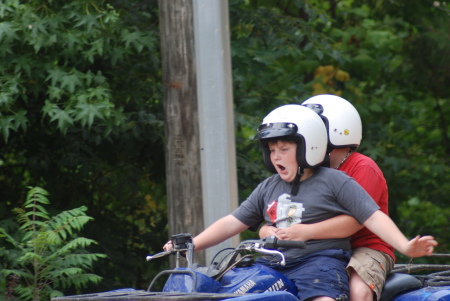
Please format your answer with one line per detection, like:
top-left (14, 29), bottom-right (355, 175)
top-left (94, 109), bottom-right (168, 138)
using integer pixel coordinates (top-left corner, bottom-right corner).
top-left (52, 233), bottom-right (450, 301)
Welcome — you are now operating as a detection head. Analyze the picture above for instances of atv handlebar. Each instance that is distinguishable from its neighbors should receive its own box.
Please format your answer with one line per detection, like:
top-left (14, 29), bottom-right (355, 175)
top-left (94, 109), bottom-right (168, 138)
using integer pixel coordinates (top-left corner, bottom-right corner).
top-left (146, 250), bottom-right (173, 261)
top-left (236, 236), bottom-right (306, 266)
top-left (145, 233), bottom-right (306, 267)
top-left (264, 235), bottom-right (307, 250)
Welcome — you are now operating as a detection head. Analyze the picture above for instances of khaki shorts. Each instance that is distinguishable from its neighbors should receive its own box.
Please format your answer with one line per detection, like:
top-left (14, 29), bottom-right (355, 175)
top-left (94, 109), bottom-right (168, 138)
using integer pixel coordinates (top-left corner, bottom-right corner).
top-left (346, 247), bottom-right (394, 300)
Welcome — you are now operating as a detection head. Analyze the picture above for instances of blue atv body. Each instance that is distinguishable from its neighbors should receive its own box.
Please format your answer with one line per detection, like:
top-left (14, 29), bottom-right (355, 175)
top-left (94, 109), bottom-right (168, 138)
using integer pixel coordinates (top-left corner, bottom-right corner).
top-left (51, 234), bottom-right (450, 301)
top-left (162, 265), bottom-right (297, 295)
top-left (50, 270), bottom-right (450, 301)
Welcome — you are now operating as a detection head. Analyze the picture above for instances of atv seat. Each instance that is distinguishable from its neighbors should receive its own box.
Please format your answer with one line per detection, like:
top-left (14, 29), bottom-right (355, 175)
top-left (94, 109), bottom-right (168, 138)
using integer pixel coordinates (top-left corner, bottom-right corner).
top-left (380, 273), bottom-right (423, 301)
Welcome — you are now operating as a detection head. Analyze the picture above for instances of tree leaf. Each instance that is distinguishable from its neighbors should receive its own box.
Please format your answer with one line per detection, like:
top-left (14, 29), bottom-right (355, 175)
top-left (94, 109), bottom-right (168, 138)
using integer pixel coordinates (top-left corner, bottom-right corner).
top-left (74, 102), bottom-right (106, 128)
top-left (0, 114), bottom-right (16, 142)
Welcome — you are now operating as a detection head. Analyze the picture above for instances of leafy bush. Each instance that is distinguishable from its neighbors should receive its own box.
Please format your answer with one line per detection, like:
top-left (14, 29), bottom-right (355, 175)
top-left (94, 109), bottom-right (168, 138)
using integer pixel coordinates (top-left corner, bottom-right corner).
top-left (0, 187), bottom-right (106, 301)
top-left (396, 197), bottom-right (450, 264)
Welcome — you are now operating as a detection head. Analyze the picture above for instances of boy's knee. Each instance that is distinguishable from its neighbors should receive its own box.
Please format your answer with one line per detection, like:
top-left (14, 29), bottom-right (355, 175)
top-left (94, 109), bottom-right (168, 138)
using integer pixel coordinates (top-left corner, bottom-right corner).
top-left (349, 284), bottom-right (374, 301)
top-left (348, 268), bottom-right (375, 301)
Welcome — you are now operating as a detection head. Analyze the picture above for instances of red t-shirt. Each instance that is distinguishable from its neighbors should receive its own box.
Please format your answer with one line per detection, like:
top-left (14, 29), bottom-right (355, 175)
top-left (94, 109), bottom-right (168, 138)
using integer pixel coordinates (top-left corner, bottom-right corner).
top-left (339, 152), bottom-right (396, 260)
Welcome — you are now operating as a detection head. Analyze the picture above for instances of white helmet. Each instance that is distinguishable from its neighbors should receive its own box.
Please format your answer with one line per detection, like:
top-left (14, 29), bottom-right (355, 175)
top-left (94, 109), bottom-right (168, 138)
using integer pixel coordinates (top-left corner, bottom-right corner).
top-left (254, 104), bottom-right (328, 173)
top-left (302, 94), bottom-right (362, 149)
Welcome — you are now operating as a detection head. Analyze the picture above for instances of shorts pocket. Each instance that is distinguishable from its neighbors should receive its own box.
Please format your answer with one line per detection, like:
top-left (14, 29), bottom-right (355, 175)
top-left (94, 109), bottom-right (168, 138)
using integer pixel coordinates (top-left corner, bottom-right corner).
top-left (366, 252), bottom-right (388, 281)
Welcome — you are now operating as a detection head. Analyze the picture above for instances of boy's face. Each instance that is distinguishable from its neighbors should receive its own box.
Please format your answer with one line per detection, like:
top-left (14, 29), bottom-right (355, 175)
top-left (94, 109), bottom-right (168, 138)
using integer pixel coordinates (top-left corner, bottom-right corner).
top-left (268, 140), bottom-right (298, 182)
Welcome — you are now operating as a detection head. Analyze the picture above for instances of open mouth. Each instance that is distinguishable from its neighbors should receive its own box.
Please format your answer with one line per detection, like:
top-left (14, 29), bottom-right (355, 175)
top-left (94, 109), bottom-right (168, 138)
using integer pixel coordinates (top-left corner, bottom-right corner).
top-left (277, 164), bottom-right (286, 172)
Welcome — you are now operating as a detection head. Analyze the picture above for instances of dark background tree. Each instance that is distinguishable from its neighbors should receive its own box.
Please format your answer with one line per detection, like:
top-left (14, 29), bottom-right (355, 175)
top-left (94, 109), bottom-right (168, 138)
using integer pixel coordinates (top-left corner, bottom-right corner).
top-left (0, 0), bottom-right (167, 293)
top-left (1, 0), bottom-right (449, 295)
top-left (229, 0), bottom-right (450, 261)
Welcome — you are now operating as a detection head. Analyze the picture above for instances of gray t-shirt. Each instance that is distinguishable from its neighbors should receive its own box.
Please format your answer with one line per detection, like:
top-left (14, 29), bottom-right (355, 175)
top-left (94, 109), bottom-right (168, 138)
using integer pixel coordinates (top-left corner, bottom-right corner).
top-left (232, 167), bottom-right (380, 259)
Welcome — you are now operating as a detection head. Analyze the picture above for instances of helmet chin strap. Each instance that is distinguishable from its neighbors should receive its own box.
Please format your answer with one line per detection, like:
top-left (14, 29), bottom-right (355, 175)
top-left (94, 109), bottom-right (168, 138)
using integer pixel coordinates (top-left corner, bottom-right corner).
top-left (322, 146), bottom-right (333, 168)
top-left (322, 154), bottom-right (330, 168)
top-left (290, 166), bottom-right (304, 196)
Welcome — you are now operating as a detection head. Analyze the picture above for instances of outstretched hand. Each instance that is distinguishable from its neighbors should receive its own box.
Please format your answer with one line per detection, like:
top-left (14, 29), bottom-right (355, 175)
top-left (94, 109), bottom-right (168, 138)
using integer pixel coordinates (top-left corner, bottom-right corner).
top-left (403, 235), bottom-right (438, 258)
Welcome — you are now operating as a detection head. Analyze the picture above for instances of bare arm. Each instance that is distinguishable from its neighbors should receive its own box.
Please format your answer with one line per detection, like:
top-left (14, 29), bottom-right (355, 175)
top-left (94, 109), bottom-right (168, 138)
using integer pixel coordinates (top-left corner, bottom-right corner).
top-left (260, 215), bottom-right (363, 241)
top-left (193, 214), bottom-right (248, 252)
top-left (363, 210), bottom-right (437, 257)
top-left (164, 214), bottom-right (248, 252)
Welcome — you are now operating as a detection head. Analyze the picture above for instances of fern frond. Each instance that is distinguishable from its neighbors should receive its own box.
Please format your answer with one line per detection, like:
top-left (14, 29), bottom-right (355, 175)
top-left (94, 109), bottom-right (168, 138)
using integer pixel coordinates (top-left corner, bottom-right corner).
top-left (50, 213), bottom-right (92, 239)
top-left (13, 207), bottom-right (28, 223)
top-left (25, 186), bottom-right (50, 205)
top-left (51, 237), bottom-right (98, 256)
top-left (19, 220), bottom-right (48, 233)
top-left (23, 211), bottom-right (50, 221)
top-left (20, 224), bottom-right (48, 242)
top-left (1, 268), bottom-right (35, 283)
top-left (53, 272), bottom-right (103, 290)
top-left (49, 207), bottom-right (86, 222)
top-left (16, 251), bottom-right (45, 266)
top-left (13, 284), bottom-right (35, 301)
top-left (43, 230), bottom-right (63, 246)
top-left (50, 267), bottom-right (84, 277)
top-left (49, 288), bottom-right (64, 299)
top-left (48, 252), bottom-right (107, 270)
top-left (0, 227), bottom-right (22, 250)
top-left (1, 186), bottom-right (106, 300)
top-left (21, 231), bottom-right (35, 242)
top-left (24, 203), bottom-right (50, 217)
top-left (12, 207), bottom-right (26, 215)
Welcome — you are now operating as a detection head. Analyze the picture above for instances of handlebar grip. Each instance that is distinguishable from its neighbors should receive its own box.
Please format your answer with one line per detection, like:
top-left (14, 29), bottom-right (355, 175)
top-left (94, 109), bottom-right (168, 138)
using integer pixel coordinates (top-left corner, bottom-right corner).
top-left (276, 240), bottom-right (306, 249)
top-left (263, 236), bottom-right (307, 249)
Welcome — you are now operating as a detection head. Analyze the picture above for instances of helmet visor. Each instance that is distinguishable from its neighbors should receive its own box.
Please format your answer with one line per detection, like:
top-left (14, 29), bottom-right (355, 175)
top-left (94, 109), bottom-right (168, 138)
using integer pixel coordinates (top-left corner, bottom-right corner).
top-left (302, 103), bottom-right (324, 115)
top-left (254, 123), bottom-right (298, 140)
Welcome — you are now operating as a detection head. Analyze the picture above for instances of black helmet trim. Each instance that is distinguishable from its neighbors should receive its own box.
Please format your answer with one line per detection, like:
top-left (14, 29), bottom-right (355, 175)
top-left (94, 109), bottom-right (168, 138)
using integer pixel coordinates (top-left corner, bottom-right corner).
top-left (302, 103), bottom-right (324, 115)
top-left (254, 123), bottom-right (298, 140)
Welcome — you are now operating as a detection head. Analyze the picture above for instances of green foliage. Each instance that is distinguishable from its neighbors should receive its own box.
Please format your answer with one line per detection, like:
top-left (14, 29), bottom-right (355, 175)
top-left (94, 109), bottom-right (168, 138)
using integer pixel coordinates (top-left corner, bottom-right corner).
top-left (230, 1), bottom-right (450, 260)
top-left (0, 187), bottom-right (107, 301)
top-left (396, 196), bottom-right (450, 263)
top-left (0, 0), bottom-right (167, 291)
top-left (0, 0), bottom-right (159, 140)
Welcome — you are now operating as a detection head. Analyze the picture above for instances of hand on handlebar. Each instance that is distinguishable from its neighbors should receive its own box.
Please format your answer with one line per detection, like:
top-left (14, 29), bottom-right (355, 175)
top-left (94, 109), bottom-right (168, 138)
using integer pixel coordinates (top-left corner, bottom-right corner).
top-left (163, 240), bottom-right (174, 252)
top-left (259, 224), bottom-right (278, 238)
top-left (271, 224), bottom-right (312, 241)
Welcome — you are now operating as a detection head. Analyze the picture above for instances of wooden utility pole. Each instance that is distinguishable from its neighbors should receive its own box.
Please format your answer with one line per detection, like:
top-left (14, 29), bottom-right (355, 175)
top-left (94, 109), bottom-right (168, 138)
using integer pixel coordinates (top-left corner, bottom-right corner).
top-left (159, 0), bottom-right (238, 266)
top-left (158, 0), bottom-right (205, 263)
